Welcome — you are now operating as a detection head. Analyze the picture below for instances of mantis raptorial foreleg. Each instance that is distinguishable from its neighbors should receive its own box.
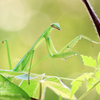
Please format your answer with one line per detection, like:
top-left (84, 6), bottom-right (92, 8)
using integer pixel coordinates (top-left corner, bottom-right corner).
top-left (44, 33), bottom-right (99, 65)
top-left (59, 35), bottom-right (97, 53)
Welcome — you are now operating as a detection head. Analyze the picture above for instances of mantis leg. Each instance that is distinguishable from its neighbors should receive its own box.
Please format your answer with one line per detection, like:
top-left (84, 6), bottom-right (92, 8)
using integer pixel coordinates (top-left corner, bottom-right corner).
top-left (0, 39), bottom-right (34, 82)
top-left (0, 39), bottom-right (35, 72)
top-left (45, 36), bottom-right (58, 56)
top-left (59, 35), bottom-right (99, 53)
top-left (28, 50), bottom-right (34, 84)
top-left (45, 35), bottom-right (99, 65)
top-left (0, 40), bottom-right (12, 70)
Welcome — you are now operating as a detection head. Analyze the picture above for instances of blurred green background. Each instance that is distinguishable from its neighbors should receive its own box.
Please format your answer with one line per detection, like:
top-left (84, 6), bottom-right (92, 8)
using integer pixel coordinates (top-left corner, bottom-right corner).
top-left (0, 0), bottom-right (100, 99)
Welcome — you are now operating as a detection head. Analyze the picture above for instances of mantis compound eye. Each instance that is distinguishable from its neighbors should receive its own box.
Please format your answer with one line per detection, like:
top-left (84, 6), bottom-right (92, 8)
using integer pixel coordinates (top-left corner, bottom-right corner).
top-left (51, 23), bottom-right (61, 31)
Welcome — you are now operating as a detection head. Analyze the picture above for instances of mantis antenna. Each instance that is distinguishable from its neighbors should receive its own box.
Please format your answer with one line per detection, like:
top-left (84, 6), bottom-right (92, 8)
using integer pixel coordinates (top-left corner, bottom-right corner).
top-left (57, 1), bottom-right (81, 22)
top-left (57, 9), bottom-right (70, 22)
top-left (50, 9), bottom-right (56, 23)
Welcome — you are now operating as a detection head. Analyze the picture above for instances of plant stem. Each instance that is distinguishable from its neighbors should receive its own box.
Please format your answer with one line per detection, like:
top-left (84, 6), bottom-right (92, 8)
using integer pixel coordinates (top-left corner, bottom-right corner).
top-left (39, 82), bottom-right (42, 100)
top-left (78, 80), bottom-right (100, 100)
top-left (30, 73), bottom-right (75, 81)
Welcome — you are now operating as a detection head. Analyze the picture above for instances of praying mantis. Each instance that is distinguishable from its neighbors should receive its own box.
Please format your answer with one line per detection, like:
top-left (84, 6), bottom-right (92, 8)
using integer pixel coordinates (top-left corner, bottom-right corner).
top-left (0, 0), bottom-right (100, 81)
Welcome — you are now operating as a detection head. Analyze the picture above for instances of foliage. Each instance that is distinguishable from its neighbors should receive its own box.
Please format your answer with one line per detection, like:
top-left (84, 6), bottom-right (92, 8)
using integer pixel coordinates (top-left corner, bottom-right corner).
top-left (0, 52), bottom-right (100, 100)
top-left (70, 52), bottom-right (100, 100)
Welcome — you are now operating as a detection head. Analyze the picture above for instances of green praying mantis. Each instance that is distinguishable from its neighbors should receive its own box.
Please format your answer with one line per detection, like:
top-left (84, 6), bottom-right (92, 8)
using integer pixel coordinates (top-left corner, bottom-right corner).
top-left (0, 0), bottom-right (100, 82)
top-left (0, 24), bottom-right (99, 76)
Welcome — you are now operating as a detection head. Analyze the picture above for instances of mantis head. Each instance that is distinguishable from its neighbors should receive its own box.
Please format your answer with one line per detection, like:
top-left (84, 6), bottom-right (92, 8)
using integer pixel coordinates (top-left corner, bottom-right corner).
top-left (51, 23), bottom-right (61, 31)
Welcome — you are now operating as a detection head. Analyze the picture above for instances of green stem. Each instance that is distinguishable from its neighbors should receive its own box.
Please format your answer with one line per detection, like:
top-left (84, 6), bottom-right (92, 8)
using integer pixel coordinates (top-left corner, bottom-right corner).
top-left (39, 82), bottom-right (42, 100)
top-left (30, 73), bottom-right (75, 81)
top-left (78, 80), bottom-right (100, 100)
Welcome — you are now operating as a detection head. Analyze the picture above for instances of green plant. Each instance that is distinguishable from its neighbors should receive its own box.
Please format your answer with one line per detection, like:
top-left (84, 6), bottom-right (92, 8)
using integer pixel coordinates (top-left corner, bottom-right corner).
top-left (0, 0), bottom-right (100, 100)
top-left (0, 53), bottom-right (100, 100)
top-left (70, 52), bottom-right (100, 100)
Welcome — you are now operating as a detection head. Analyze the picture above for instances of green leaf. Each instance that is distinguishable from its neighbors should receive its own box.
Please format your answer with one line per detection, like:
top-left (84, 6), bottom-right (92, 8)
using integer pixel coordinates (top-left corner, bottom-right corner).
top-left (86, 77), bottom-right (97, 91)
top-left (42, 76), bottom-right (76, 100)
top-left (20, 74), bottom-right (45, 99)
top-left (97, 52), bottom-right (100, 65)
top-left (0, 69), bottom-right (25, 76)
top-left (81, 55), bottom-right (97, 68)
top-left (16, 73), bottom-right (45, 80)
top-left (95, 70), bottom-right (100, 79)
top-left (70, 73), bottom-right (93, 99)
top-left (0, 74), bottom-right (31, 100)
top-left (70, 77), bottom-right (82, 99)
top-left (20, 80), bottom-right (40, 99)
